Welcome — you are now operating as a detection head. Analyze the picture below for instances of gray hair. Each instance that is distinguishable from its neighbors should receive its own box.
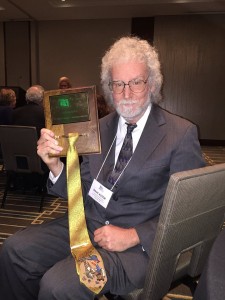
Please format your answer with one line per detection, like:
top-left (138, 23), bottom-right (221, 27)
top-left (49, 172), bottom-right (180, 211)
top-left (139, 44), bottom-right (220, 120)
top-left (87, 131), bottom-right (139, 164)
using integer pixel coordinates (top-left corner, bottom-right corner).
top-left (101, 36), bottom-right (163, 107)
top-left (26, 85), bottom-right (44, 105)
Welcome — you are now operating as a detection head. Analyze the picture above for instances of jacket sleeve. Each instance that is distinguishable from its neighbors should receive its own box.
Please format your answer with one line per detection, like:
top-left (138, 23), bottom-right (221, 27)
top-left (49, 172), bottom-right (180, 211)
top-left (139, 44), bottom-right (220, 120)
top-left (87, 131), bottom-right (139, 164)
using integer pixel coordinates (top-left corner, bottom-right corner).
top-left (47, 166), bottom-right (68, 199)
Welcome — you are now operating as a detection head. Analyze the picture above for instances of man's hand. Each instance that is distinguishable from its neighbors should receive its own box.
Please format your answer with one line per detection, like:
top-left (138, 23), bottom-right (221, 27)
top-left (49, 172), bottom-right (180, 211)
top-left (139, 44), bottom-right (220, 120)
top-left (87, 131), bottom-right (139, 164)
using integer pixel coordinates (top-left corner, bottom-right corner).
top-left (37, 128), bottom-right (63, 176)
top-left (94, 224), bottom-right (140, 252)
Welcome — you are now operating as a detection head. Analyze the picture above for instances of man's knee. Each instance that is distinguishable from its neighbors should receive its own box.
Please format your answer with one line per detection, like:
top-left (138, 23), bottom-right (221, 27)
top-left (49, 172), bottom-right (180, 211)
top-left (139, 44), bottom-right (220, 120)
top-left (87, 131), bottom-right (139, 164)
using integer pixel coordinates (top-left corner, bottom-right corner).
top-left (39, 271), bottom-right (61, 300)
top-left (39, 265), bottom-right (94, 300)
top-left (39, 267), bottom-right (75, 300)
top-left (0, 233), bottom-right (20, 260)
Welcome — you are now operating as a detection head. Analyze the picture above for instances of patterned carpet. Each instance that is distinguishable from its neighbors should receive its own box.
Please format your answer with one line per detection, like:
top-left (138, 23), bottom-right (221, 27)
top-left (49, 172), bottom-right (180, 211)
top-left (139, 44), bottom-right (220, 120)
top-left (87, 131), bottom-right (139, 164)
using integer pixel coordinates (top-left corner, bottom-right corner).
top-left (0, 146), bottom-right (225, 300)
top-left (0, 171), bottom-right (67, 246)
top-left (201, 145), bottom-right (225, 166)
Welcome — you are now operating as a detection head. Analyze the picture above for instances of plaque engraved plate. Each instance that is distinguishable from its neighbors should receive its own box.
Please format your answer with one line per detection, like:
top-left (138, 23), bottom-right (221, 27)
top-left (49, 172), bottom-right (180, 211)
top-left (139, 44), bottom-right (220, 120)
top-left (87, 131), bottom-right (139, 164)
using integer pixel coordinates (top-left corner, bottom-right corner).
top-left (43, 86), bottom-right (101, 157)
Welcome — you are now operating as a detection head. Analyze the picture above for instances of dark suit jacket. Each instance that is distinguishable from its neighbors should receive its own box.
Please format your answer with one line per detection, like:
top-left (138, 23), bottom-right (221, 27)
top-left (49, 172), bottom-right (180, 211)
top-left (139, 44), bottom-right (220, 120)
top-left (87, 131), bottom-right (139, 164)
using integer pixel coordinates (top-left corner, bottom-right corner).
top-left (12, 102), bottom-right (45, 137)
top-left (48, 104), bottom-right (205, 288)
top-left (0, 106), bottom-right (13, 125)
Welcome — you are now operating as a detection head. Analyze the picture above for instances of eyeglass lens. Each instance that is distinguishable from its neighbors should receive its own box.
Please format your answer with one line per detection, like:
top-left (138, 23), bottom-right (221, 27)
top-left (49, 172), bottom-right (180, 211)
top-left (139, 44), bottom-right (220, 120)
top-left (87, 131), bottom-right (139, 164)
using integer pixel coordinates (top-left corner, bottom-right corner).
top-left (109, 78), bottom-right (148, 94)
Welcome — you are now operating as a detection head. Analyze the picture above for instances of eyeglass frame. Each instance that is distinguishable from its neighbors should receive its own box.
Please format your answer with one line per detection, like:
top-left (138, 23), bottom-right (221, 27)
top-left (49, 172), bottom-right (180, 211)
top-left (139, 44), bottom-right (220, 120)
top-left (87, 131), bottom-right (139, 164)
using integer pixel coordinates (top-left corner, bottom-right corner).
top-left (108, 76), bottom-right (149, 94)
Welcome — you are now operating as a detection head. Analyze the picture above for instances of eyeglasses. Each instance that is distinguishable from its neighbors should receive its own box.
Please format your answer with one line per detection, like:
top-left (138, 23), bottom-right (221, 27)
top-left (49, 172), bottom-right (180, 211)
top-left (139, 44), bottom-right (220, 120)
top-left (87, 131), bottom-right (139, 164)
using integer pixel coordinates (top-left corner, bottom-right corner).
top-left (108, 77), bottom-right (149, 94)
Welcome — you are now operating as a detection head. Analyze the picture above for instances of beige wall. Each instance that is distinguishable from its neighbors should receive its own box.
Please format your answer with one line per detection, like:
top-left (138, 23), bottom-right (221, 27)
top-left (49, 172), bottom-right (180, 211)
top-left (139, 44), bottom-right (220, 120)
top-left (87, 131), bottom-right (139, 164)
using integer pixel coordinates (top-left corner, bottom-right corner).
top-left (0, 18), bottom-right (131, 91)
top-left (38, 19), bottom-right (131, 92)
top-left (0, 15), bottom-right (225, 140)
top-left (154, 15), bottom-right (225, 140)
top-left (2, 21), bottom-right (31, 88)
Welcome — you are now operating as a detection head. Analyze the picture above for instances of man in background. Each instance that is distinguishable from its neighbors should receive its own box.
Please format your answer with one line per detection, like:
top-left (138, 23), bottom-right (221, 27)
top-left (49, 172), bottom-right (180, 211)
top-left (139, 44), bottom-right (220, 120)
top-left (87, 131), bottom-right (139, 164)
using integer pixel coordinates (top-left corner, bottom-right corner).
top-left (13, 85), bottom-right (45, 138)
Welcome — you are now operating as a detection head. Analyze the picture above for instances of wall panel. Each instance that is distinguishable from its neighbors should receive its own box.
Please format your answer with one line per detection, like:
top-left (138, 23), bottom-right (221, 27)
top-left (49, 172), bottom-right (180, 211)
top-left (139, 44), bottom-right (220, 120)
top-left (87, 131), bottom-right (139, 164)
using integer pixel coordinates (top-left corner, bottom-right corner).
top-left (154, 15), bottom-right (225, 140)
top-left (4, 21), bottom-right (31, 89)
top-left (38, 19), bottom-right (131, 92)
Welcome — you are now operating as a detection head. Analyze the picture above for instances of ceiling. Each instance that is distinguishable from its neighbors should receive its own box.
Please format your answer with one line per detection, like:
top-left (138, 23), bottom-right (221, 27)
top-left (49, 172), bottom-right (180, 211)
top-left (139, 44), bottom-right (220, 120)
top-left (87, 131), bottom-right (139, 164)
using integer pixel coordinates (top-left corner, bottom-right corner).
top-left (0, 0), bottom-right (224, 22)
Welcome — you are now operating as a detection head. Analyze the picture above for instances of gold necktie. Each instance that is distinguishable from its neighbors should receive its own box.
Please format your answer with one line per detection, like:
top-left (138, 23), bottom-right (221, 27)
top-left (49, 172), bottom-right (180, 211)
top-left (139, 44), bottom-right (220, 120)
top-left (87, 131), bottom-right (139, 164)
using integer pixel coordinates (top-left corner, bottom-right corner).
top-left (66, 133), bottom-right (107, 294)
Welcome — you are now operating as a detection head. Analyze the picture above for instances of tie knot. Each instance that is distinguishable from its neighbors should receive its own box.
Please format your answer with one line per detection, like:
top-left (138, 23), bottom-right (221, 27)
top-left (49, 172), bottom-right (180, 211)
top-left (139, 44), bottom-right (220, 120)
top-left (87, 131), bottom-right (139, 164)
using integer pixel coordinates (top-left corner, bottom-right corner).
top-left (68, 133), bottom-right (79, 150)
top-left (125, 123), bottom-right (137, 135)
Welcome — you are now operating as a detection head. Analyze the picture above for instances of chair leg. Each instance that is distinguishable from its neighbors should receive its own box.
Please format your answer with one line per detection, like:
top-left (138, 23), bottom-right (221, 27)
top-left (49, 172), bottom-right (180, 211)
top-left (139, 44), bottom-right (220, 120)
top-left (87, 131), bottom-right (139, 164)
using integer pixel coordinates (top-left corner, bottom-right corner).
top-left (1, 173), bottom-right (12, 208)
top-left (182, 276), bottom-right (198, 295)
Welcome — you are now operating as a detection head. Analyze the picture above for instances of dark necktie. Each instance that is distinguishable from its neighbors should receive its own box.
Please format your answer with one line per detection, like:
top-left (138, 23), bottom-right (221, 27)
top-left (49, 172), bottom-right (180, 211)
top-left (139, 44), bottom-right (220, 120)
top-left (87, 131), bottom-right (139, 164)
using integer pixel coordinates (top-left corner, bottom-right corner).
top-left (108, 123), bottom-right (137, 185)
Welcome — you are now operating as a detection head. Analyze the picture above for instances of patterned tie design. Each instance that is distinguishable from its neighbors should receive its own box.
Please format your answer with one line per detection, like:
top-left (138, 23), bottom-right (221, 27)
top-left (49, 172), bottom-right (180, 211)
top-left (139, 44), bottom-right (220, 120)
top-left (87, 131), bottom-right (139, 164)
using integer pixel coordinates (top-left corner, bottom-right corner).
top-left (108, 123), bottom-right (137, 185)
top-left (67, 133), bottom-right (107, 294)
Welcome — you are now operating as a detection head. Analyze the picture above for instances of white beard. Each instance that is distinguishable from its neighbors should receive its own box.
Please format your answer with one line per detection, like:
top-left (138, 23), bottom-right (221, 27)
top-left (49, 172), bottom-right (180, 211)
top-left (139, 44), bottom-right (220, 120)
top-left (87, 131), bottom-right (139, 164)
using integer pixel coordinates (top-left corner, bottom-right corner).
top-left (114, 98), bottom-right (151, 122)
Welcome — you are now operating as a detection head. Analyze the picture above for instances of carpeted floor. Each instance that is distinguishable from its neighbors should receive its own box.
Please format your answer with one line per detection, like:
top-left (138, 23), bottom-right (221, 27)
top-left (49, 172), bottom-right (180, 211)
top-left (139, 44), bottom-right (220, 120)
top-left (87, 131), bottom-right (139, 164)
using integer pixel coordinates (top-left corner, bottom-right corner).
top-left (0, 146), bottom-right (225, 300)
top-left (0, 178), bottom-right (67, 246)
top-left (201, 145), bottom-right (225, 166)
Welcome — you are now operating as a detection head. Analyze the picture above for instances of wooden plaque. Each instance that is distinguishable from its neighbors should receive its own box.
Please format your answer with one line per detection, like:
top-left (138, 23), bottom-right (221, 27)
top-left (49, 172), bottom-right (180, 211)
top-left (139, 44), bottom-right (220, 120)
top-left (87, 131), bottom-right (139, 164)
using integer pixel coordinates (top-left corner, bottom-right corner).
top-left (43, 86), bottom-right (101, 157)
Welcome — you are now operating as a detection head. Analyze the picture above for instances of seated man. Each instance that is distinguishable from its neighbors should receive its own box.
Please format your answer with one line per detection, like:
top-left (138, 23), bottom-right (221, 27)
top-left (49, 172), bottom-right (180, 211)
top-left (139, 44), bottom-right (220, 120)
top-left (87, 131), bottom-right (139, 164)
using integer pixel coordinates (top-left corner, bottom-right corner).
top-left (0, 88), bottom-right (16, 125)
top-left (0, 36), bottom-right (205, 300)
top-left (13, 85), bottom-right (45, 138)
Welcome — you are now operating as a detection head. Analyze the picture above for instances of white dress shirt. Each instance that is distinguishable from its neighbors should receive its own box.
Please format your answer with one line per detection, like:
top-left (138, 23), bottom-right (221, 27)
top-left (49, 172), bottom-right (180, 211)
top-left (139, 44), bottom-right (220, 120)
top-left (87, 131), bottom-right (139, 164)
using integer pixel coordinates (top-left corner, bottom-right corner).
top-left (114, 104), bottom-right (151, 164)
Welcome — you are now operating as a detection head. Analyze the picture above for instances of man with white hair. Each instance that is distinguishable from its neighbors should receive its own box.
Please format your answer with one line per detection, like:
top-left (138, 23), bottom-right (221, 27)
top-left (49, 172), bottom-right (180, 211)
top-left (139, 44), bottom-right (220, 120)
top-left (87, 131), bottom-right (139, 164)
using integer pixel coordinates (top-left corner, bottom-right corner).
top-left (0, 37), bottom-right (205, 300)
top-left (12, 85), bottom-right (45, 137)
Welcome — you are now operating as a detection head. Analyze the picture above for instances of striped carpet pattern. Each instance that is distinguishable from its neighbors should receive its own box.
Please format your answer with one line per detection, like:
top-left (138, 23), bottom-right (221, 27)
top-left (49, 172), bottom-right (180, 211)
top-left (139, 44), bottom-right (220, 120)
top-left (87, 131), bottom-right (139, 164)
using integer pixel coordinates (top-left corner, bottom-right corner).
top-left (0, 146), bottom-right (225, 300)
top-left (202, 146), bottom-right (225, 166)
top-left (0, 188), bottom-right (67, 246)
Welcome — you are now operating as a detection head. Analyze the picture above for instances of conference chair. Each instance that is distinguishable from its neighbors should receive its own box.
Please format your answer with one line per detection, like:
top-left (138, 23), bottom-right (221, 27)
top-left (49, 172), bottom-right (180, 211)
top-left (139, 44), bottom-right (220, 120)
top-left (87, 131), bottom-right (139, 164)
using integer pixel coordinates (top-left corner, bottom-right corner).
top-left (102, 163), bottom-right (225, 300)
top-left (0, 125), bottom-right (48, 212)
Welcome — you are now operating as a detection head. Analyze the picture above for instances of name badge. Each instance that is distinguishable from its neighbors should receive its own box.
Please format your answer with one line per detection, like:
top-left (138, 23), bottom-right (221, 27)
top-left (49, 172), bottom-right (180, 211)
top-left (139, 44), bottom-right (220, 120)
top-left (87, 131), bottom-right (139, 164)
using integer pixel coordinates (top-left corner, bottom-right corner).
top-left (88, 179), bottom-right (113, 208)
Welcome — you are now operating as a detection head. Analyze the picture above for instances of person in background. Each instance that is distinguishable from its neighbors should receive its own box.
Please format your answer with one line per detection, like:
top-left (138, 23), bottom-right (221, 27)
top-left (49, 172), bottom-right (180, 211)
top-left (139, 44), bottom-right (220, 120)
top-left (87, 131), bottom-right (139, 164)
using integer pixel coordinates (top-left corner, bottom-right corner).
top-left (12, 85), bottom-right (45, 138)
top-left (0, 36), bottom-right (205, 300)
top-left (58, 76), bottom-right (72, 89)
top-left (0, 88), bottom-right (16, 125)
top-left (0, 88), bottom-right (16, 164)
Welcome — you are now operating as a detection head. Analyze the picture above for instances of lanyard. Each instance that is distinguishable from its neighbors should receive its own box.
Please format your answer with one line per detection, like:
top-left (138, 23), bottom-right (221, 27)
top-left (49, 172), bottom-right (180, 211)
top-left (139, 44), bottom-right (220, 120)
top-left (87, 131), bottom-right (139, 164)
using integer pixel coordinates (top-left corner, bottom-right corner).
top-left (95, 134), bottom-right (133, 190)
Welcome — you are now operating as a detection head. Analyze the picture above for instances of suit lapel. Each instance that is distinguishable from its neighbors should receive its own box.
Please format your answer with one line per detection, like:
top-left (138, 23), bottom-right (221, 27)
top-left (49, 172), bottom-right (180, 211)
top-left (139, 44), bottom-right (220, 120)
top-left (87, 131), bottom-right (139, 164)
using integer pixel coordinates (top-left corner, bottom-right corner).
top-left (97, 112), bottom-right (119, 185)
top-left (113, 104), bottom-right (166, 192)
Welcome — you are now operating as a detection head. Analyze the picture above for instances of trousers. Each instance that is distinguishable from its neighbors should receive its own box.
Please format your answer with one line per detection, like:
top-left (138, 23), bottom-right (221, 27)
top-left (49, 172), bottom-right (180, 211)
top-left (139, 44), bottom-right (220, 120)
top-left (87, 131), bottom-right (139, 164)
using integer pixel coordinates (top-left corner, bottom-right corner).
top-left (0, 214), bottom-right (136, 300)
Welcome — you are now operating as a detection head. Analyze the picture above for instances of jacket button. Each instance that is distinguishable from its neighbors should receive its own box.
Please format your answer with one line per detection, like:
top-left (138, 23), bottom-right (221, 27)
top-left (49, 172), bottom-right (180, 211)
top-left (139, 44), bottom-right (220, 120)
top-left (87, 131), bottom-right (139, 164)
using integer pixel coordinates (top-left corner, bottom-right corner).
top-left (105, 220), bottom-right (110, 225)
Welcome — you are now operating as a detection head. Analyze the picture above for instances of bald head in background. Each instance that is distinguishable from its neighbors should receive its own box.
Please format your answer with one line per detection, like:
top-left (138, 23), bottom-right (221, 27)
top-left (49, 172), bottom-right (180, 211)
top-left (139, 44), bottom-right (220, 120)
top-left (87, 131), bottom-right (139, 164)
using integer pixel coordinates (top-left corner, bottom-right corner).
top-left (26, 85), bottom-right (44, 106)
